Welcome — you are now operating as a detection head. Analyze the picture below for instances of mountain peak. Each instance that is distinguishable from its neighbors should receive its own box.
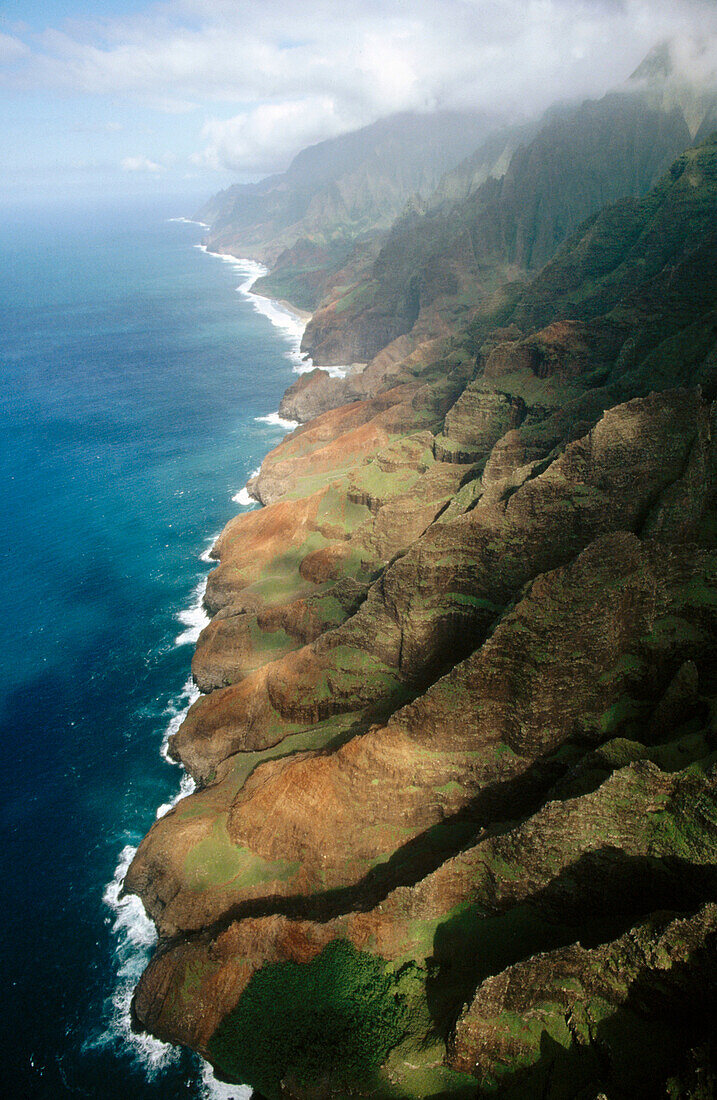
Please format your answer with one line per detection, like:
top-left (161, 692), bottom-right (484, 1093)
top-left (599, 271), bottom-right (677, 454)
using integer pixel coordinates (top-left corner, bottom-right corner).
top-left (628, 35), bottom-right (717, 138)
top-left (629, 34), bottom-right (717, 89)
top-left (629, 39), bottom-right (674, 83)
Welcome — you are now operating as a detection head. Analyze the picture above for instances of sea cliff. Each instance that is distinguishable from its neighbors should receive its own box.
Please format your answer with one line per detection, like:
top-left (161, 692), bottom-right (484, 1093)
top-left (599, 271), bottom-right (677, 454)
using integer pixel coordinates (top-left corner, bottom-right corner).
top-left (126, 134), bottom-right (717, 1098)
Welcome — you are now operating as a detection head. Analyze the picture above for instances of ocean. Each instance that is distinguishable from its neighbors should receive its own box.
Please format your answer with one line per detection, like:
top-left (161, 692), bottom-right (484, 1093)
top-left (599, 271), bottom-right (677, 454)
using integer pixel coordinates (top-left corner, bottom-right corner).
top-left (0, 196), bottom-right (309, 1097)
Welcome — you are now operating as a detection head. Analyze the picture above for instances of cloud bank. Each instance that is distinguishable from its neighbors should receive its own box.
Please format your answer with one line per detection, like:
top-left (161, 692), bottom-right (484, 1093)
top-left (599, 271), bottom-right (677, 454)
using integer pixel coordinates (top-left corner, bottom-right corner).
top-left (121, 155), bottom-right (164, 173)
top-left (2, 0), bottom-right (716, 177)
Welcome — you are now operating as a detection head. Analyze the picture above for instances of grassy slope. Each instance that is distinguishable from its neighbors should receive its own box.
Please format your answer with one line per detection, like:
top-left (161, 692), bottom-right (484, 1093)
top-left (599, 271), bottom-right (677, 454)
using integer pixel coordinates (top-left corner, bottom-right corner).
top-left (136, 137), bottom-right (717, 1099)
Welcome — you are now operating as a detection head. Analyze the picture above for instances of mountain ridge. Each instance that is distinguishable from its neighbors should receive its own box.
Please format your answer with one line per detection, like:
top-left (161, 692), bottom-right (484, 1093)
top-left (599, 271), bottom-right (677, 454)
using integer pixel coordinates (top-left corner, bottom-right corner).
top-left (197, 39), bottom-right (716, 327)
top-left (127, 129), bottom-right (717, 1097)
top-left (301, 92), bottom-right (694, 365)
top-left (196, 109), bottom-right (497, 293)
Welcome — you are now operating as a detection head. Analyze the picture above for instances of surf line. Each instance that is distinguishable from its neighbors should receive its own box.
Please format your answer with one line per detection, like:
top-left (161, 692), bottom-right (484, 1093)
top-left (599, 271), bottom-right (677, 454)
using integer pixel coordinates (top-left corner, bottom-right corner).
top-left (100, 223), bottom-right (331, 1098)
top-left (194, 245), bottom-right (352, 383)
top-left (194, 245), bottom-right (306, 506)
top-left (194, 245), bottom-right (312, 376)
top-left (99, 543), bottom-right (253, 1099)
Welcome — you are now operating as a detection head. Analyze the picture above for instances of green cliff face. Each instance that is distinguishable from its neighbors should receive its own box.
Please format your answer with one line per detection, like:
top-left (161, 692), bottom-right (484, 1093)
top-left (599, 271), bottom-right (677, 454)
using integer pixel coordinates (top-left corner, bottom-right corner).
top-left (303, 93), bottom-right (694, 364)
top-left (197, 110), bottom-right (496, 285)
top-left (131, 125), bottom-right (717, 1098)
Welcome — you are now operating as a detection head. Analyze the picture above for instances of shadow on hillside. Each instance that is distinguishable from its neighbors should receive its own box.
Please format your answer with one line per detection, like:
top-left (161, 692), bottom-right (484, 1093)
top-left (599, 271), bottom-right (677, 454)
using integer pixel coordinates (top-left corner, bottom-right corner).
top-left (440, 918), bottom-right (717, 1099)
top-left (426, 847), bottom-right (717, 1040)
top-left (163, 742), bottom-right (571, 945)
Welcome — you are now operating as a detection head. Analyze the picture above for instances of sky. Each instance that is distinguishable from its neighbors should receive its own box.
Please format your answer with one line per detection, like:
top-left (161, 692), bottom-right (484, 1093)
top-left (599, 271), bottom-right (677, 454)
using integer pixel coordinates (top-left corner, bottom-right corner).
top-left (0, 0), bottom-right (715, 206)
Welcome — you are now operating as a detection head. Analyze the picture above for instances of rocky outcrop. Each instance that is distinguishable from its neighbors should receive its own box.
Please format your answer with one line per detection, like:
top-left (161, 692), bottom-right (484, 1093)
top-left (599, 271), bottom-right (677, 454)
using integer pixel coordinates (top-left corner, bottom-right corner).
top-left (127, 135), bottom-right (717, 1098)
top-left (131, 762), bottom-right (717, 1096)
top-left (450, 904), bottom-right (717, 1097)
top-left (278, 368), bottom-right (360, 423)
top-left (434, 388), bottom-right (526, 462)
top-left (129, 513), bottom-right (717, 941)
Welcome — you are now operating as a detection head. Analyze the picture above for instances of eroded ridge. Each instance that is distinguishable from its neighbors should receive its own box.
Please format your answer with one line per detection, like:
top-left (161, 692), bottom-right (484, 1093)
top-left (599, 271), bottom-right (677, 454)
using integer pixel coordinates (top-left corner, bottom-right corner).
top-left (127, 135), bottom-right (717, 1097)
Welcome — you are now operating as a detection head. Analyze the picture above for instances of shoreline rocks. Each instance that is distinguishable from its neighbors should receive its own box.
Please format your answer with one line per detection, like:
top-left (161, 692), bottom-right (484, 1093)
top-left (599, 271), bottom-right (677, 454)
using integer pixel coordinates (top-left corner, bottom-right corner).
top-left (127, 136), bottom-right (717, 1098)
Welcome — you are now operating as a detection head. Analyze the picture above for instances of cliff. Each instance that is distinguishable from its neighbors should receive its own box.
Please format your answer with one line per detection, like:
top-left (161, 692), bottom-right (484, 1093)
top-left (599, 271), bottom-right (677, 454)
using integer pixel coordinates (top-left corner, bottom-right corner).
top-left (196, 111), bottom-right (496, 311)
top-left (125, 131), bottom-right (717, 1098)
top-left (197, 41), bottom-right (715, 360)
top-left (301, 92), bottom-right (694, 365)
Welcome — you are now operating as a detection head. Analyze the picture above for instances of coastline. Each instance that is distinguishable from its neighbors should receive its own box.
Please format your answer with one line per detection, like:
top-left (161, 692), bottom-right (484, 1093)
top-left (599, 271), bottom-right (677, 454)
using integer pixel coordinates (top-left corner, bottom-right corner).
top-left (252, 289), bottom-right (312, 325)
top-left (121, 213), bottom-right (417, 1077)
top-left (166, 241), bottom-right (315, 1093)
top-left (103, 225), bottom-right (309, 1100)
top-left (104, 107), bottom-right (717, 1100)
top-left (193, 245), bottom-right (313, 502)
top-left (195, 245), bottom-right (314, 372)
top-left (196, 243), bottom-right (358, 386)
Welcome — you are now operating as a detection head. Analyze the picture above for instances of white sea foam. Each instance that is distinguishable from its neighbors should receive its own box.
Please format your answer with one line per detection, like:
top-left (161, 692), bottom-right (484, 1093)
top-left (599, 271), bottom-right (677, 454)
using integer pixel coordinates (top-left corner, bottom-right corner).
top-left (100, 562), bottom-right (209, 1072)
top-left (160, 675), bottom-right (201, 763)
top-left (254, 411), bottom-right (299, 431)
top-left (100, 232), bottom-right (284, 1096)
top-left (194, 243), bottom-right (314, 376)
top-left (104, 845), bottom-right (157, 952)
top-left (99, 798), bottom-right (251, 1096)
top-left (231, 465), bottom-right (261, 507)
top-left (174, 577), bottom-right (210, 645)
top-left (239, 288), bottom-right (308, 372)
top-left (200, 534), bottom-right (220, 563)
top-left (155, 771), bottom-right (197, 819)
top-left (198, 1060), bottom-right (253, 1100)
top-left (168, 217), bottom-right (210, 229)
top-left (88, 845), bottom-right (180, 1077)
top-left (97, 669), bottom-right (204, 1078)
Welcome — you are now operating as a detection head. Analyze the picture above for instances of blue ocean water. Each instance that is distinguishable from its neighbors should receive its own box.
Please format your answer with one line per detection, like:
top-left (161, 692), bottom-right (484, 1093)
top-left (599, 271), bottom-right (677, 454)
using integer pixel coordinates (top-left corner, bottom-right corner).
top-left (0, 197), bottom-right (303, 1097)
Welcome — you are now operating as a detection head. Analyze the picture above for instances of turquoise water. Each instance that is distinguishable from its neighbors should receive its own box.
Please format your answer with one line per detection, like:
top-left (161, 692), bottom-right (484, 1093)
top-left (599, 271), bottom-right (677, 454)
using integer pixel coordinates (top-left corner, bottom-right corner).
top-left (0, 197), bottom-right (301, 1097)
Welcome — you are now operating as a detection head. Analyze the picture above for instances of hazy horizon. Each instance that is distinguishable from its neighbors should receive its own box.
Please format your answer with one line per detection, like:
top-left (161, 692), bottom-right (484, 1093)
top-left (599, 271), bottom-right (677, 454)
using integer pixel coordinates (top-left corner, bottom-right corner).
top-left (2, 0), bottom-right (717, 205)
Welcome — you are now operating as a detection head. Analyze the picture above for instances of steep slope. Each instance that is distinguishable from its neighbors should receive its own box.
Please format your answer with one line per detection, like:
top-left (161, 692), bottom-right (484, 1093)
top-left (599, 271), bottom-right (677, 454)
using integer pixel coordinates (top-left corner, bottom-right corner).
top-left (424, 120), bottom-right (540, 211)
top-left (125, 135), bottom-right (717, 1098)
top-left (303, 92), bottom-right (693, 364)
top-left (629, 37), bottom-right (717, 141)
top-left (197, 111), bottom-right (495, 309)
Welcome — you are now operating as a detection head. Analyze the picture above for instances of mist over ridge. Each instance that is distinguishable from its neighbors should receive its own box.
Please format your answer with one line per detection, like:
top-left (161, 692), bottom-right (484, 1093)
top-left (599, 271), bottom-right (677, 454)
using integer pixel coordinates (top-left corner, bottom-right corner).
top-left (3, 2), bottom-right (717, 200)
top-left (5, 3), bottom-right (717, 1097)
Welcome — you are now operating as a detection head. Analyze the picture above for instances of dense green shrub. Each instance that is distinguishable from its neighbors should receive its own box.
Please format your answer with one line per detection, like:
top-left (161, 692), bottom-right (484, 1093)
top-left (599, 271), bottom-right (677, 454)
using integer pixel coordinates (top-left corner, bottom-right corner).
top-left (208, 939), bottom-right (410, 1097)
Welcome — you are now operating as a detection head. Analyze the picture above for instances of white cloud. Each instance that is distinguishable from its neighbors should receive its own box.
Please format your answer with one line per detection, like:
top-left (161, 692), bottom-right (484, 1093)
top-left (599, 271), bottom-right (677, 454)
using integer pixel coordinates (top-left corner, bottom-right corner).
top-left (670, 32), bottom-right (717, 85)
top-left (121, 155), bottom-right (164, 172)
top-left (198, 97), bottom-right (361, 173)
top-left (0, 30), bottom-right (29, 62)
top-left (3, 1), bottom-right (716, 176)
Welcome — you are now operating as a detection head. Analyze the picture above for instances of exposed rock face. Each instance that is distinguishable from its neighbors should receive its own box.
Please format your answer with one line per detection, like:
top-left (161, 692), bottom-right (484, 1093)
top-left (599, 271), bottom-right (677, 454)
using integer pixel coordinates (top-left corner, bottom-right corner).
top-left (278, 368), bottom-right (359, 423)
top-left (450, 904), bottom-right (717, 1097)
top-left (434, 388), bottom-right (526, 462)
top-left (131, 766), bottom-right (717, 1062)
top-left (127, 135), bottom-right (717, 1098)
top-left (301, 94), bottom-right (693, 365)
top-left (128, 521), bottom-right (717, 937)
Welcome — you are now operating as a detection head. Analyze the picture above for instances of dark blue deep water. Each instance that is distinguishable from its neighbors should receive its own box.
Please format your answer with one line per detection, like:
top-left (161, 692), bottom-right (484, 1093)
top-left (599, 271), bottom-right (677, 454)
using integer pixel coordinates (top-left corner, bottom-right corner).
top-left (0, 198), bottom-right (301, 1097)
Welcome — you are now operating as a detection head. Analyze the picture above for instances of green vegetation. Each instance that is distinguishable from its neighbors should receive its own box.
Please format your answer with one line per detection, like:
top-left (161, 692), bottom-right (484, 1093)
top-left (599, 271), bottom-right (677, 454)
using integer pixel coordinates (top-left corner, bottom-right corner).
top-left (305, 94), bottom-right (694, 363)
top-left (201, 111), bottom-right (495, 315)
top-left (184, 813), bottom-right (299, 891)
top-left (333, 280), bottom-right (378, 315)
top-left (247, 619), bottom-right (295, 661)
top-left (208, 940), bottom-right (414, 1097)
top-left (307, 646), bottom-right (402, 709)
top-left (136, 124), bottom-right (717, 1100)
